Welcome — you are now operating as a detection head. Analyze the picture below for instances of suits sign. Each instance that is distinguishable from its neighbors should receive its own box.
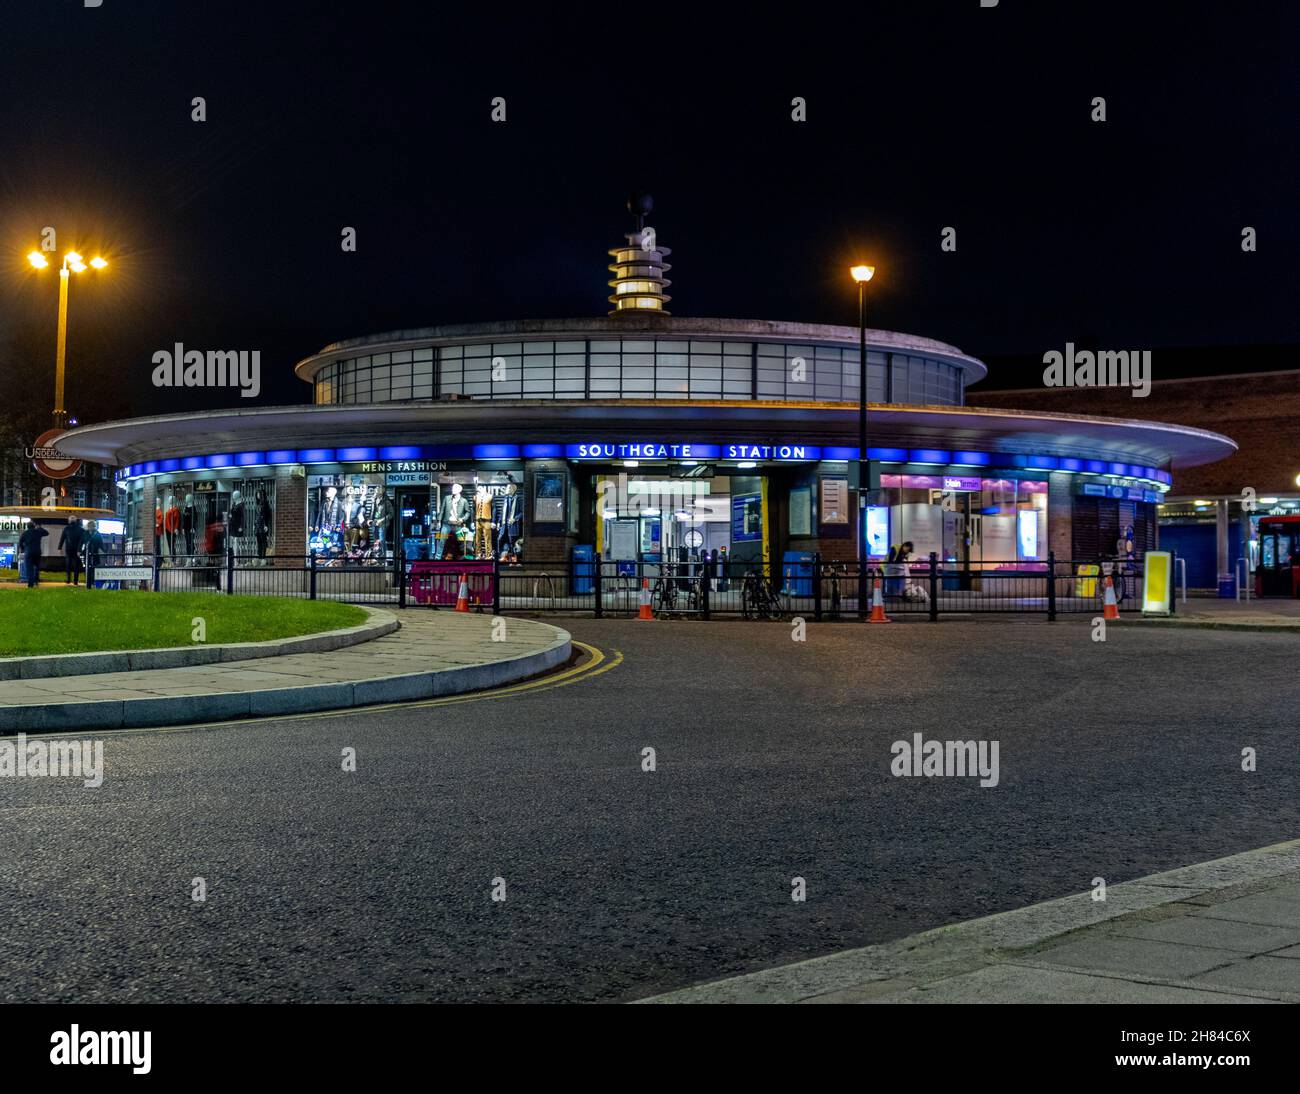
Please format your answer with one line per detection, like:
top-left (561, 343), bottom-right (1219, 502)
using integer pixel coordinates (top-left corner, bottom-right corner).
top-left (27, 429), bottom-right (82, 480)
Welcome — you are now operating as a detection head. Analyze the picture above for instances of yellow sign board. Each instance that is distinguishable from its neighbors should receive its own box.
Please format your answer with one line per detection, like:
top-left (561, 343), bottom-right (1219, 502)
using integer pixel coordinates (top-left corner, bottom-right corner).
top-left (1074, 563), bottom-right (1099, 598)
top-left (1142, 551), bottom-right (1172, 615)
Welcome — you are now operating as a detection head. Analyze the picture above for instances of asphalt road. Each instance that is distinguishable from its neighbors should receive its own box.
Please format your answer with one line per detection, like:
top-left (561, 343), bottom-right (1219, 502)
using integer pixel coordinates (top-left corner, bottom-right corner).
top-left (2, 617), bottom-right (1298, 1003)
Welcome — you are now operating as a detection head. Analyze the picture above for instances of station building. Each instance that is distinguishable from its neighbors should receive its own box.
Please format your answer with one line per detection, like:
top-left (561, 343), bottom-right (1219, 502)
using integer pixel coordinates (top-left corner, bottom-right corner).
top-left (57, 221), bottom-right (1237, 575)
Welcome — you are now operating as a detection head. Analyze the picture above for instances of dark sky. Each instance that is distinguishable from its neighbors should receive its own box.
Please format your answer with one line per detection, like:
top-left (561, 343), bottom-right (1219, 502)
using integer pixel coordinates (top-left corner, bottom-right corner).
top-left (0, 0), bottom-right (1296, 431)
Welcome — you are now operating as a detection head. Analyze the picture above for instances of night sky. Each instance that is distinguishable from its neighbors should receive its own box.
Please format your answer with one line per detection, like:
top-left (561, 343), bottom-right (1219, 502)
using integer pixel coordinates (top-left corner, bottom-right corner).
top-left (0, 0), bottom-right (1295, 434)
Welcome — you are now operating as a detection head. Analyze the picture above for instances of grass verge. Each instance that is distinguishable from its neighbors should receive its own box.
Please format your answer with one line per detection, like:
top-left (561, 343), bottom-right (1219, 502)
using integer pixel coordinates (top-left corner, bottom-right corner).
top-left (0, 586), bottom-right (368, 656)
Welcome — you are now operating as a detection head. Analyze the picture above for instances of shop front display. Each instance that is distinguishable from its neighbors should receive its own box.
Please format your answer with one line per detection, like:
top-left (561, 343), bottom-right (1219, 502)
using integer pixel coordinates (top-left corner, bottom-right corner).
top-left (306, 463), bottom-right (526, 565)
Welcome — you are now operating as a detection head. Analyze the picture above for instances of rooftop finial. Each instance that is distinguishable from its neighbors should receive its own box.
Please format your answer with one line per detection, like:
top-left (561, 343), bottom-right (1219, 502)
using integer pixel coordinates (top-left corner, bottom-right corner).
top-left (609, 194), bottom-right (671, 316)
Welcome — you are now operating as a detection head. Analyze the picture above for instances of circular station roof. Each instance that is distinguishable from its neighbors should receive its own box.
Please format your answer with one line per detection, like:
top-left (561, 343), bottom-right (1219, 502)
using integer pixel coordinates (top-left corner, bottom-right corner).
top-left (58, 398), bottom-right (1236, 472)
top-left (291, 316), bottom-right (991, 387)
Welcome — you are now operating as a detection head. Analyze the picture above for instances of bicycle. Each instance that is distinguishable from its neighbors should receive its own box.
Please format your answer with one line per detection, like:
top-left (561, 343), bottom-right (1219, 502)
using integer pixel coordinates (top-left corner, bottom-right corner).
top-left (820, 562), bottom-right (846, 620)
top-left (1096, 559), bottom-right (1132, 608)
top-left (741, 568), bottom-right (786, 621)
top-left (653, 563), bottom-right (699, 617)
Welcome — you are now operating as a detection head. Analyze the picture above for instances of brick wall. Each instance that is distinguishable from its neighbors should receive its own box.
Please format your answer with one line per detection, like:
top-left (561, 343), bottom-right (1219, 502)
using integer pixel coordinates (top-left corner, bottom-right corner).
top-left (968, 371), bottom-right (1300, 496)
top-left (141, 477), bottom-right (157, 553)
top-left (273, 467), bottom-right (306, 564)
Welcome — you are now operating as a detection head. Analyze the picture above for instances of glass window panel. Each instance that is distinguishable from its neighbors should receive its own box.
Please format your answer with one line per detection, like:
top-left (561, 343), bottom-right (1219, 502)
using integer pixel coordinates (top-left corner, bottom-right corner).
top-left (590, 340), bottom-right (621, 353)
top-left (555, 341), bottom-right (585, 353)
top-left (723, 343), bottom-right (752, 355)
top-left (656, 352), bottom-right (689, 369)
top-left (391, 350), bottom-right (412, 364)
top-left (464, 343), bottom-right (491, 357)
top-left (656, 377), bottom-right (689, 394)
top-left (523, 341), bottom-right (553, 354)
top-left (555, 353), bottom-right (585, 370)
top-left (493, 342), bottom-right (523, 355)
top-left (430, 346), bottom-right (453, 360)
top-left (371, 353), bottom-right (390, 367)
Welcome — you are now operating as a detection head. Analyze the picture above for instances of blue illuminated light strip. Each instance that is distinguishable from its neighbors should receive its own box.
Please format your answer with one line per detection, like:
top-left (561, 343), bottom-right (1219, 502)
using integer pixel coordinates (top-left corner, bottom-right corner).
top-left (121, 440), bottom-right (1174, 488)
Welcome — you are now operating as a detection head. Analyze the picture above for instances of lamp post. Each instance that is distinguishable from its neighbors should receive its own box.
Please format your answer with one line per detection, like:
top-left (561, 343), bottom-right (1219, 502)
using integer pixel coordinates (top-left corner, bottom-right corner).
top-left (850, 264), bottom-right (875, 514)
top-left (28, 249), bottom-right (108, 428)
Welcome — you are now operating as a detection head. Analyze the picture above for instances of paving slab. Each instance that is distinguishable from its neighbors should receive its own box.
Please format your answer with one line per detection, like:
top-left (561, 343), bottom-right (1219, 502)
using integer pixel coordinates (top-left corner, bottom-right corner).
top-left (0, 610), bottom-right (570, 730)
top-left (639, 840), bottom-right (1300, 1004)
top-left (1113, 915), bottom-right (1300, 954)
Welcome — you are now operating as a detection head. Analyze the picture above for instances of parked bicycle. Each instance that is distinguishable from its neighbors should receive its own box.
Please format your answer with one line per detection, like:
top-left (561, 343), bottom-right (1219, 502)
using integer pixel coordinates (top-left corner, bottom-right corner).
top-left (653, 563), bottom-right (700, 617)
top-left (820, 561), bottom-right (847, 620)
top-left (741, 567), bottom-right (786, 621)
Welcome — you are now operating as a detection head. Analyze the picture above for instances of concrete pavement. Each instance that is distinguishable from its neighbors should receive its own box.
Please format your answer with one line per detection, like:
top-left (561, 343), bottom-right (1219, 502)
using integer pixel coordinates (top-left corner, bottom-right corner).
top-left (642, 839), bottom-right (1300, 1002)
top-left (1132, 597), bottom-right (1300, 630)
top-left (0, 610), bottom-right (571, 731)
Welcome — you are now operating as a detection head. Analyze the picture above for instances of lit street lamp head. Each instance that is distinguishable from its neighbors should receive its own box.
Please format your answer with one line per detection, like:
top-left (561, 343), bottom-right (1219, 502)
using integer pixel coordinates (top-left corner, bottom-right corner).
top-left (27, 251), bottom-right (49, 269)
top-left (851, 264), bottom-right (875, 283)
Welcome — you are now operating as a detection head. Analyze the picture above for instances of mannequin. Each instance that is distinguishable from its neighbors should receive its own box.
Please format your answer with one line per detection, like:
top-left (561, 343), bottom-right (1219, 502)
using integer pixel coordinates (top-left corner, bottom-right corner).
top-left (473, 485), bottom-right (494, 561)
top-left (370, 489), bottom-right (393, 558)
top-left (494, 480), bottom-right (522, 563)
top-left (254, 486), bottom-right (272, 559)
top-left (164, 494), bottom-right (180, 556)
top-left (154, 502), bottom-right (164, 555)
top-left (317, 485), bottom-right (343, 545)
top-left (182, 493), bottom-right (196, 555)
top-left (342, 484), bottom-right (360, 551)
top-left (437, 482), bottom-right (471, 559)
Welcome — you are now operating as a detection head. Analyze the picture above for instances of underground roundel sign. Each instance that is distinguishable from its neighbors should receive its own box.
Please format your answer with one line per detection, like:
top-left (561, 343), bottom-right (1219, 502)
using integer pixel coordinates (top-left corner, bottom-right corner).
top-left (28, 429), bottom-right (82, 480)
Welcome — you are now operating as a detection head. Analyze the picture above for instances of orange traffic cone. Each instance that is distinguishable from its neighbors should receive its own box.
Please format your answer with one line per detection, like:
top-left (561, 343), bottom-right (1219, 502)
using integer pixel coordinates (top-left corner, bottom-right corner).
top-left (454, 573), bottom-right (471, 613)
top-left (1102, 573), bottom-right (1120, 620)
top-left (638, 578), bottom-right (654, 620)
top-left (868, 576), bottom-right (892, 624)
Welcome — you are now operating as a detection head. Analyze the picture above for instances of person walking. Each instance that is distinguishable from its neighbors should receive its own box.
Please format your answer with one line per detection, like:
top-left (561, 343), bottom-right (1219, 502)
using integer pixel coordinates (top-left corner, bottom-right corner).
top-left (18, 521), bottom-right (49, 588)
top-left (58, 518), bottom-right (87, 586)
top-left (84, 519), bottom-right (105, 585)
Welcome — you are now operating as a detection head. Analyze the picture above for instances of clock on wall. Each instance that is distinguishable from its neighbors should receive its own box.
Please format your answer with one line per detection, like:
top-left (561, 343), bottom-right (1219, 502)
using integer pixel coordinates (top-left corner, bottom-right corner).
top-left (684, 529), bottom-right (704, 549)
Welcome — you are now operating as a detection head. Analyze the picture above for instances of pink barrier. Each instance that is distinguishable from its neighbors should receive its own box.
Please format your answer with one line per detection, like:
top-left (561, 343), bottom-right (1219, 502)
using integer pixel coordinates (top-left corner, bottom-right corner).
top-left (408, 560), bottom-right (495, 607)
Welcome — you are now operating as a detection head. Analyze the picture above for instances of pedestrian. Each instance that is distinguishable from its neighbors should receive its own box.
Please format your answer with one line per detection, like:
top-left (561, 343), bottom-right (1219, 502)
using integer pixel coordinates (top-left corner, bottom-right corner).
top-left (18, 521), bottom-right (48, 588)
top-left (84, 519), bottom-right (105, 584)
top-left (58, 518), bottom-right (87, 586)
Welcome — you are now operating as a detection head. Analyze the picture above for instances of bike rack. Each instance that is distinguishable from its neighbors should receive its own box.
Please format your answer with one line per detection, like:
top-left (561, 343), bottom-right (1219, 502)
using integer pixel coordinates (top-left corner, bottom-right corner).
top-left (1175, 556), bottom-right (1187, 604)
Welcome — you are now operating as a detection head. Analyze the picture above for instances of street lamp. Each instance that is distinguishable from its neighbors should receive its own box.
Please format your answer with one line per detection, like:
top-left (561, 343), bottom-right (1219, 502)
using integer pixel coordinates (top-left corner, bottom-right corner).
top-left (29, 248), bottom-right (108, 428)
top-left (850, 264), bottom-right (876, 519)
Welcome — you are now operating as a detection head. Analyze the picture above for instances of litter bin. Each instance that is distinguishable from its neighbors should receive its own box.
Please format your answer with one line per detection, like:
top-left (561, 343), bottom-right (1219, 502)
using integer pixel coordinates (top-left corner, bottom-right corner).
top-left (942, 553), bottom-right (961, 592)
top-left (1217, 572), bottom-right (1236, 598)
top-left (781, 550), bottom-right (814, 596)
top-left (572, 544), bottom-right (594, 594)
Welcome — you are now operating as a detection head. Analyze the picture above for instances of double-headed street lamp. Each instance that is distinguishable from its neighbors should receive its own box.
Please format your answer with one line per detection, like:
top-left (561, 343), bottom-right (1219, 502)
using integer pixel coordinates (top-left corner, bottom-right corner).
top-left (28, 248), bottom-right (109, 428)
top-left (850, 264), bottom-right (876, 518)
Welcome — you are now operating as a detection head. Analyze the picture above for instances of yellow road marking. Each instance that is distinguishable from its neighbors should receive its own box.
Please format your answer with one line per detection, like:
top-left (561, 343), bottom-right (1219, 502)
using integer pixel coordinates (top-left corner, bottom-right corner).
top-left (9, 641), bottom-right (622, 740)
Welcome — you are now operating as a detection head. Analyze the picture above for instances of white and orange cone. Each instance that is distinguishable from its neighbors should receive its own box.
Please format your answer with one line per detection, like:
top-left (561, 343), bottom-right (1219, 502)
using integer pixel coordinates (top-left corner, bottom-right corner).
top-left (454, 573), bottom-right (471, 613)
top-left (868, 575), bottom-right (892, 624)
top-left (1102, 573), bottom-right (1120, 620)
top-left (638, 578), bottom-right (654, 620)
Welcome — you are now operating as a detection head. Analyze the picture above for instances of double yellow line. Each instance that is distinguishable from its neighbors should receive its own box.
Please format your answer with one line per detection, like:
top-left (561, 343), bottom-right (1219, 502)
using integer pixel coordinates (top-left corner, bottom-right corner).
top-left (19, 641), bottom-right (621, 739)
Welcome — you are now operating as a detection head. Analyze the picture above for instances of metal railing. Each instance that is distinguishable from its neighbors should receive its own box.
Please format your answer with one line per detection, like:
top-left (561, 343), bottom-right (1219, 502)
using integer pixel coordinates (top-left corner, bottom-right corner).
top-left (84, 548), bottom-right (1162, 622)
